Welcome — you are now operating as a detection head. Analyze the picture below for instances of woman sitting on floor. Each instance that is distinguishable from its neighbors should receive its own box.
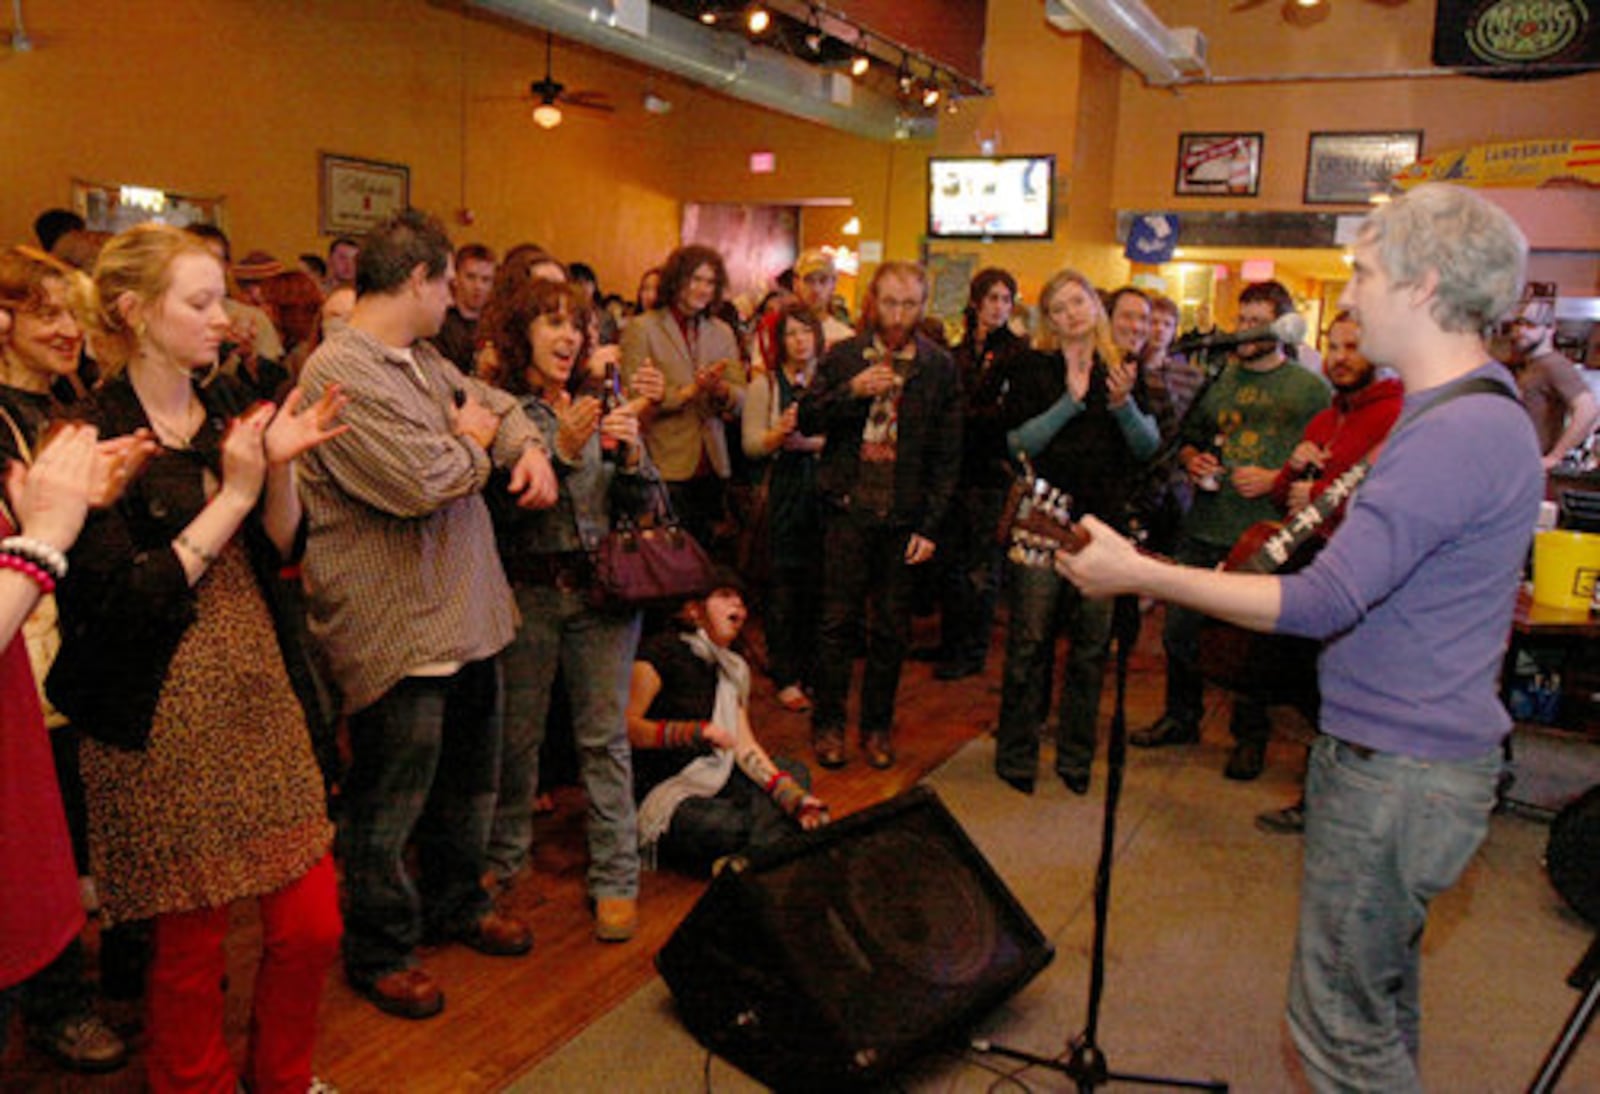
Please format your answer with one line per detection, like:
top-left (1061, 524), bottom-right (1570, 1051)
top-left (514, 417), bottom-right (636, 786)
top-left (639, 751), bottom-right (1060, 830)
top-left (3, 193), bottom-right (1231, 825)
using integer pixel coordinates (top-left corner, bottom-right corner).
top-left (627, 570), bottom-right (830, 875)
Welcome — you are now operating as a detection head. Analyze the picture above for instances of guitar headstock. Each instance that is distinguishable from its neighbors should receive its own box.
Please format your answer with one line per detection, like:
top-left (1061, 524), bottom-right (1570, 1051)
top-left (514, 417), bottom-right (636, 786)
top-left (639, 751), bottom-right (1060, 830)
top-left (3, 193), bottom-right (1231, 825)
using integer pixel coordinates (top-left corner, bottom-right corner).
top-left (1004, 476), bottom-right (1089, 569)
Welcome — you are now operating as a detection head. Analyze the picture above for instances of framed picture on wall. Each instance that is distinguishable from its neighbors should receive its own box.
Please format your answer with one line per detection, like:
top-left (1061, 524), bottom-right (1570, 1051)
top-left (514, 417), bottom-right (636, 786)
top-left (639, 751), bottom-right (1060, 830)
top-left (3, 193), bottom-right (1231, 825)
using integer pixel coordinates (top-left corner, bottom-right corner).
top-left (1304, 131), bottom-right (1423, 205)
top-left (1174, 133), bottom-right (1263, 197)
top-left (319, 153), bottom-right (410, 236)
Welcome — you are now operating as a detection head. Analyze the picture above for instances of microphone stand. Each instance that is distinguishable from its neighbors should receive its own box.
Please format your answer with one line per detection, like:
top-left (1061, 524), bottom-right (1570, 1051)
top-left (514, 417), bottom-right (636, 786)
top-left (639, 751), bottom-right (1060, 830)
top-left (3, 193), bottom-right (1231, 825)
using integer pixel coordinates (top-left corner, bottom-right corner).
top-left (973, 621), bottom-right (1228, 1092)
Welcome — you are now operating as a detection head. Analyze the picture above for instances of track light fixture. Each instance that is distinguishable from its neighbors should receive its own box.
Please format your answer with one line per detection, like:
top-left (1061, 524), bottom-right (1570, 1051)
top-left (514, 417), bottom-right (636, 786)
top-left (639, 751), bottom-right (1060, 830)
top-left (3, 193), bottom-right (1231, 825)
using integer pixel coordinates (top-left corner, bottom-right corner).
top-left (850, 49), bottom-right (870, 78)
top-left (746, 5), bottom-right (770, 34)
top-left (921, 78), bottom-right (941, 108)
top-left (896, 53), bottom-right (913, 95)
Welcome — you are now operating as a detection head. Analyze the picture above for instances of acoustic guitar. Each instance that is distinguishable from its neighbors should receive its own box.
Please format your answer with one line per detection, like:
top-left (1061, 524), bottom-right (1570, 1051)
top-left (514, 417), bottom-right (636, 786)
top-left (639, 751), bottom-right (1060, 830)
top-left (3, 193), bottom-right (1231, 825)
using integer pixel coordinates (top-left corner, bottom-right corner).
top-left (1195, 462), bottom-right (1370, 706)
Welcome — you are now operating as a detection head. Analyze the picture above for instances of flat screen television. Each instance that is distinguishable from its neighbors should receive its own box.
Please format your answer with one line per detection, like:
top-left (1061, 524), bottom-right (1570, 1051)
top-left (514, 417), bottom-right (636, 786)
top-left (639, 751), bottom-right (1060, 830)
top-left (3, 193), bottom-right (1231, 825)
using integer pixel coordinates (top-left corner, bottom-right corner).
top-left (928, 155), bottom-right (1055, 240)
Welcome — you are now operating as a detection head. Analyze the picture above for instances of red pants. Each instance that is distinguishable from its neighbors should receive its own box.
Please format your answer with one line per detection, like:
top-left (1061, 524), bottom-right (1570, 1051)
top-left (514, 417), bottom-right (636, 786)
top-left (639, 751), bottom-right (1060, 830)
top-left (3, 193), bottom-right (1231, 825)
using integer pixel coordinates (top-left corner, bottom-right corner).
top-left (147, 854), bottom-right (341, 1094)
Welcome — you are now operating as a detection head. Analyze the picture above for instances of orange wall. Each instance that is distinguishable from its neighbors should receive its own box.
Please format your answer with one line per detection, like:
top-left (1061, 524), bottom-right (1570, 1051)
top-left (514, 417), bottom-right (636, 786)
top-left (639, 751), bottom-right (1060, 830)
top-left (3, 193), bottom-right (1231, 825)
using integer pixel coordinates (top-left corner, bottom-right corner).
top-left (3, 0), bottom-right (1595, 316)
top-left (1114, 0), bottom-right (1600, 213)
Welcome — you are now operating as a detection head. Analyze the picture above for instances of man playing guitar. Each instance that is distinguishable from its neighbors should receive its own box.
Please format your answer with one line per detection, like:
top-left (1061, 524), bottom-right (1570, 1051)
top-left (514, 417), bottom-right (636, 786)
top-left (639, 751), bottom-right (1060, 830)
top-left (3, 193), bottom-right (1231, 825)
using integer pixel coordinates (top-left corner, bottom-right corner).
top-left (1056, 184), bottom-right (1542, 1093)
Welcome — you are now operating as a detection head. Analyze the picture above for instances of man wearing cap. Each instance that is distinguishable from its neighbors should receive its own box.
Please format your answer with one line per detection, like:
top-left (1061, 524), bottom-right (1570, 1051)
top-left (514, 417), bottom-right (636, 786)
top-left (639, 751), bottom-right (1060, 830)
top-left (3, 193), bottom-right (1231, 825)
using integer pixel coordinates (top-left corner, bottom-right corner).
top-left (1504, 291), bottom-right (1598, 470)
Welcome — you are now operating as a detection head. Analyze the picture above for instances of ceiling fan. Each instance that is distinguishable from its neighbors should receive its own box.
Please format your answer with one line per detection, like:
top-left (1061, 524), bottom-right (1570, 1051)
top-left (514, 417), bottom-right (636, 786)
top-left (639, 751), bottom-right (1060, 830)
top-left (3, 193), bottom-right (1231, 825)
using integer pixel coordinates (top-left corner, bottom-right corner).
top-left (526, 31), bottom-right (615, 128)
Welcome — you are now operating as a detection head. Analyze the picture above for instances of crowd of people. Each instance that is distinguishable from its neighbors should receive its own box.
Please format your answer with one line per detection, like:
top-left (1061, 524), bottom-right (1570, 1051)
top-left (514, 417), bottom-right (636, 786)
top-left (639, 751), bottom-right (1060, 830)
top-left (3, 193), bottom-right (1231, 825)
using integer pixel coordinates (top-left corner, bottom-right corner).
top-left (2, 182), bottom-right (1594, 1093)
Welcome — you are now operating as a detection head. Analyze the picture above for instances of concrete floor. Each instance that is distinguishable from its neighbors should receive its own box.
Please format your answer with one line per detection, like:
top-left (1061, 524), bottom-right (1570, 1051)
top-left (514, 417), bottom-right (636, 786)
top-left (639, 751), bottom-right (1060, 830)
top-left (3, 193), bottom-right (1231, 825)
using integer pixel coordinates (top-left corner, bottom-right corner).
top-left (513, 730), bottom-right (1599, 1092)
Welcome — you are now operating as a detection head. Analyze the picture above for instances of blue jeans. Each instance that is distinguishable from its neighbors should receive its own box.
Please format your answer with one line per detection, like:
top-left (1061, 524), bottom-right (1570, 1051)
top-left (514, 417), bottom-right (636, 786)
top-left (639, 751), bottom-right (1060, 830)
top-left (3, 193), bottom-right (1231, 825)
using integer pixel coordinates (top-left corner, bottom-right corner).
top-left (1288, 735), bottom-right (1500, 1093)
top-left (338, 659), bottom-right (502, 983)
top-left (489, 583), bottom-right (641, 900)
top-left (995, 560), bottom-right (1113, 780)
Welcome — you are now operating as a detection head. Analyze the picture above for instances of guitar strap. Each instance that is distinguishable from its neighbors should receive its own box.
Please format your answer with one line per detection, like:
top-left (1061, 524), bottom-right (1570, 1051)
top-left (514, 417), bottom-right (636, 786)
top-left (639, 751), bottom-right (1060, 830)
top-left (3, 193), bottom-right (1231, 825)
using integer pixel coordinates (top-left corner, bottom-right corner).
top-left (1238, 375), bottom-right (1516, 574)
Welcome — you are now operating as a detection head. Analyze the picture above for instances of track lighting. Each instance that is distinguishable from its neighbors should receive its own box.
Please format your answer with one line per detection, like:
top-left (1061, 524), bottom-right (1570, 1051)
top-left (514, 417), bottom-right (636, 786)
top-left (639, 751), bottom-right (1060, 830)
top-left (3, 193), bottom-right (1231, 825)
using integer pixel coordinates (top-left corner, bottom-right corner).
top-left (746, 5), bottom-right (770, 34)
top-left (850, 51), bottom-right (870, 77)
top-left (921, 81), bottom-right (941, 108)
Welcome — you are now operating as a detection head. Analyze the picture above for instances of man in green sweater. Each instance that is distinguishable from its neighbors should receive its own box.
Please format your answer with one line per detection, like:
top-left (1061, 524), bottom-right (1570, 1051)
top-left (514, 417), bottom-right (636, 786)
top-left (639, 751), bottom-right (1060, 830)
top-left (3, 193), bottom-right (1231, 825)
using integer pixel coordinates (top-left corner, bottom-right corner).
top-left (1133, 280), bottom-right (1329, 781)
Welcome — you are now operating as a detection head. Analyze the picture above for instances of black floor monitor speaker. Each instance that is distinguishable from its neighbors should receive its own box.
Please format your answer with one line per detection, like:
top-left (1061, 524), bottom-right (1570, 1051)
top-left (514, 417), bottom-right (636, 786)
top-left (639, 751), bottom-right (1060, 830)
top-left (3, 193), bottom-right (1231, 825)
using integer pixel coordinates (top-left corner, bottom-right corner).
top-left (656, 786), bottom-right (1055, 1091)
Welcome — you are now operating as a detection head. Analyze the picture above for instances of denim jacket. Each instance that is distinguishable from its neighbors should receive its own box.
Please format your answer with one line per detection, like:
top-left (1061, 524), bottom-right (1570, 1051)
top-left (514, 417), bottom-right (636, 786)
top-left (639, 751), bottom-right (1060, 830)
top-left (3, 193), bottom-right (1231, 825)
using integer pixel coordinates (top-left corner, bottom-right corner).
top-left (492, 393), bottom-right (658, 569)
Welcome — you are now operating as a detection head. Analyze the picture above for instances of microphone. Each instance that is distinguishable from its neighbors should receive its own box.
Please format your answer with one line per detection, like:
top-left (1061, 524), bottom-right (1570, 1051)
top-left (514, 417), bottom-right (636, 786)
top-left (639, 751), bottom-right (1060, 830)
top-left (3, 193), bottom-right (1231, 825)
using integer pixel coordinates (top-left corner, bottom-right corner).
top-left (1174, 312), bottom-right (1308, 353)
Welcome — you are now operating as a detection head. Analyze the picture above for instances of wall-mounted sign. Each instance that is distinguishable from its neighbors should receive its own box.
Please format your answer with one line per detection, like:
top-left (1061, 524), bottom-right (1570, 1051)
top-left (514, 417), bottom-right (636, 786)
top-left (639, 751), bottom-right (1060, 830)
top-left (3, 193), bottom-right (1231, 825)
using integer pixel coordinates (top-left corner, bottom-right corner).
top-left (1175, 133), bottom-right (1263, 198)
top-left (1304, 131), bottom-right (1423, 205)
top-left (1433, 0), bottom-right (1597, 74)
top-left (1393, 139), bottom-right (1600, 189)
top-left (319, 153), bottom-right (410, 236)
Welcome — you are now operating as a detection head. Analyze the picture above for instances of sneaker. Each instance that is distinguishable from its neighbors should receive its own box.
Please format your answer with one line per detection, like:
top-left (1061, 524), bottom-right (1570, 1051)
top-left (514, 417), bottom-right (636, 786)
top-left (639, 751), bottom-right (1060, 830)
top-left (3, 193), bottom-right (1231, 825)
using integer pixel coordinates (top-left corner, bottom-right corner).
top-left (1130, 714), bottom-right (1199, 748)
top-left (594, 897), bottom-right (639, 943)
top-left (32, 1013), bottom-right (130, 1074)
top-left (1255, 801), bottom-right (1306, 834)
top-left (1224, 740), bottom-right (1266, 782)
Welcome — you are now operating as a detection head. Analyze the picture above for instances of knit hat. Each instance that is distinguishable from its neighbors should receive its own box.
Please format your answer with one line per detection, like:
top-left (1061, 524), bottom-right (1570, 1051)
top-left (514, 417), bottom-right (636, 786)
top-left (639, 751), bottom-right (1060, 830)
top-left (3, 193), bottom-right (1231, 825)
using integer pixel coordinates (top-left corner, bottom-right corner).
top-left (233, 251), bottom-right (285, 282)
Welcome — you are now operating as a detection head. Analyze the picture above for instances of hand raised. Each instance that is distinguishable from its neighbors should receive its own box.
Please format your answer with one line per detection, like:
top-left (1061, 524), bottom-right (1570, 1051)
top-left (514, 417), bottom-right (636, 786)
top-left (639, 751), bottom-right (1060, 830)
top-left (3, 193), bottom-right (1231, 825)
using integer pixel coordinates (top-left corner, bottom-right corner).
top-left (7, 422), bottom-right (98, 551)
top-left (265, 385), bottom-right (350, 465)
top-left (629, 360), bottom-right (666, 404)
top-left (220, 402), bottom-right (273, 505)
top-left (89, 429), bottom-right (159, 508)
top-left (554, 393), bottom-right (602, 462)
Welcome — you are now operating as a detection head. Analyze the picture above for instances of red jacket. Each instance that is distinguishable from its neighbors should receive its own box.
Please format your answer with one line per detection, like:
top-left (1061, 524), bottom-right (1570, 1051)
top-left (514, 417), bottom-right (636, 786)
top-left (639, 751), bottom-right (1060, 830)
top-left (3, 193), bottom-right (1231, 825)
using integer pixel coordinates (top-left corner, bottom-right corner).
top-left (1271, 377), bottom-right (1404, 530)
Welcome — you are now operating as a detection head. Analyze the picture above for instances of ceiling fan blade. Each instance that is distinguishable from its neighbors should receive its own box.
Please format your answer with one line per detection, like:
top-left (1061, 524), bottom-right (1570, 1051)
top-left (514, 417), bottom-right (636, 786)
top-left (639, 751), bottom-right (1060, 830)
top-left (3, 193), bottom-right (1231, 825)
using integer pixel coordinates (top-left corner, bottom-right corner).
top-left (562, 91), bottom-right (614, 110)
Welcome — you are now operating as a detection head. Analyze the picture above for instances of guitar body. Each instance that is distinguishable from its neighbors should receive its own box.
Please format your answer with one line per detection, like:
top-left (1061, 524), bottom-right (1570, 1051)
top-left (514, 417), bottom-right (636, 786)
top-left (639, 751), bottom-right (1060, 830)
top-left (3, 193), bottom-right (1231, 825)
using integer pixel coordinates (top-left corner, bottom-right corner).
top-left (1198, 519), bottom-right (1321, 708)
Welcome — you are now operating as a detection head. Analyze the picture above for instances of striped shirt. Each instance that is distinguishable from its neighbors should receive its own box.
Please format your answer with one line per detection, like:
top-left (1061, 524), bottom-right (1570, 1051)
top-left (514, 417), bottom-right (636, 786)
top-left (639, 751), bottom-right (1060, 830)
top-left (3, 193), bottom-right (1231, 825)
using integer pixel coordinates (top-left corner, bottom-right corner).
top-left (296, 327), bottom-right (546, 715)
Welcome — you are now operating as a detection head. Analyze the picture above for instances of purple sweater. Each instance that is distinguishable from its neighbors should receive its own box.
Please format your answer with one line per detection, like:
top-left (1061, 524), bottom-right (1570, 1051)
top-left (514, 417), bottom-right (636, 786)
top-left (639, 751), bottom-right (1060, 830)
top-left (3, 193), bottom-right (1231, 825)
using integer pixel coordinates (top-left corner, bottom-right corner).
top-left (1276, 363), bottom-right (1542, 759)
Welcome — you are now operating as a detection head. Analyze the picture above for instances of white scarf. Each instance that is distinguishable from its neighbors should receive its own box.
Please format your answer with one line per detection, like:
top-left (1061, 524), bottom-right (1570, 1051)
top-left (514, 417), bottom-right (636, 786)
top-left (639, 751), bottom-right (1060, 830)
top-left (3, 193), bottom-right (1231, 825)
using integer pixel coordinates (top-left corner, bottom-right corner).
top-left (636, 628), bottom-right (750, 848)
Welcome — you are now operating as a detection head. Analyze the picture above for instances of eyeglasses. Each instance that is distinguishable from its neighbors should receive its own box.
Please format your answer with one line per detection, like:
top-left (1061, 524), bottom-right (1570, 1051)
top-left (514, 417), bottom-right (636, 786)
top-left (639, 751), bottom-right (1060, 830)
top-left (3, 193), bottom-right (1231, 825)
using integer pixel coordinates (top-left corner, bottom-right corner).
top-left (877, 297), bottom-right (921, 313)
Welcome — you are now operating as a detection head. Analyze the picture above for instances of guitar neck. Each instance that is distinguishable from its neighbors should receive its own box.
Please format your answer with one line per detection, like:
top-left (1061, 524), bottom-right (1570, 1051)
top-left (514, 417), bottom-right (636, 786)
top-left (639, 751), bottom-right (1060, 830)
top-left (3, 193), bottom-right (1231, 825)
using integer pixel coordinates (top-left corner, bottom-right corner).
top-left (1234, 461), bottom-right (1369, 574)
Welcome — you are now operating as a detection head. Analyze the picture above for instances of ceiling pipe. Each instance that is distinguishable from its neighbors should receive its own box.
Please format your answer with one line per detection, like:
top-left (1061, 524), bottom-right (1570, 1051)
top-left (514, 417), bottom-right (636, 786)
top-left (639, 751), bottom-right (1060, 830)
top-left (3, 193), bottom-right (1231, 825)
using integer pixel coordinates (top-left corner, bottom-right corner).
top-left (461, 0), bottom-right (936, 140)
top-left (1044, 0), bottom-right (1206, 87)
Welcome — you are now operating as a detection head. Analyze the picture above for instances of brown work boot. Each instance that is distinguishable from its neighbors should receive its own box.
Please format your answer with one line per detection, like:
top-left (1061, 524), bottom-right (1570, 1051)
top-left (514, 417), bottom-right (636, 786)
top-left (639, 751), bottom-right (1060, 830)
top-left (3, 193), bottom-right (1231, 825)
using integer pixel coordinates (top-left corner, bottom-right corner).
top-left (352, 967), bottom-right (445, 1020)
top-left (594, 897), bottom-right (639, 943)
top-left (446, 910), bottom-right (533, 957)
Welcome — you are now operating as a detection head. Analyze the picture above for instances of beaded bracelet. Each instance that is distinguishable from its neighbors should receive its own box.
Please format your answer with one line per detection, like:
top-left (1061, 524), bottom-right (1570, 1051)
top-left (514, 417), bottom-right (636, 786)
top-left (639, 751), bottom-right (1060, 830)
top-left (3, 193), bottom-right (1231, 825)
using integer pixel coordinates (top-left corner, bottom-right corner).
top-left (0, 551), bottom-right (56, 595)
top-left (656, 720), bottom-right (709, 749)
top-left (0, 535), bottom-right (67, 581)
top-left (175, 533), bottom-right (217, 566)
top-left (768, 773), bottom-right (807, 817)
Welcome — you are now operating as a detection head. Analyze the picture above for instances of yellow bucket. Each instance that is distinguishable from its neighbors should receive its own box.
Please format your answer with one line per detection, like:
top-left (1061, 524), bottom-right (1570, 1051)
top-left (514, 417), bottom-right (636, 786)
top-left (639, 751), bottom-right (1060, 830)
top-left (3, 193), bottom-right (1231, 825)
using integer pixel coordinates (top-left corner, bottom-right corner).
top-left (1532, 530), bottom-right (1600, 610)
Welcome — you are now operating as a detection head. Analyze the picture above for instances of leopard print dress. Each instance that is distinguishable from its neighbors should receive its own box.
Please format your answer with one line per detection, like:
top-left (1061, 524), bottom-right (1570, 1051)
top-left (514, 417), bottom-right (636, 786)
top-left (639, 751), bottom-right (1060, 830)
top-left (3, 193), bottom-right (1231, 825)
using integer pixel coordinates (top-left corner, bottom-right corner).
top-left (81, 540), bottom-right (332, 926)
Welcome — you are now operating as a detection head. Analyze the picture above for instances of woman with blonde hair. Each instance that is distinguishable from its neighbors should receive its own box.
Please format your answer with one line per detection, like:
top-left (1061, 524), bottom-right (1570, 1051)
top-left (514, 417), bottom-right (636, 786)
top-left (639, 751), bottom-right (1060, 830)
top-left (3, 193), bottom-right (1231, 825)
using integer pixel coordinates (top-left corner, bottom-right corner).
top-left (992, 269), bottom-right (1157, 797)
top-left (48, 223), bottom-right (347, 1093)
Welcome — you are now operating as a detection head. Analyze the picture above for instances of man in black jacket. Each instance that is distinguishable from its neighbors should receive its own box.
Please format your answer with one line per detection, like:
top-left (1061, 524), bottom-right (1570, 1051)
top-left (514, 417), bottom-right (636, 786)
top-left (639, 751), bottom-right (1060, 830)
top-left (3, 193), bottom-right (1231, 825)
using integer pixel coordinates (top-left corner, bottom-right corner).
top-left (797, 261), bottom-right (962, 770)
